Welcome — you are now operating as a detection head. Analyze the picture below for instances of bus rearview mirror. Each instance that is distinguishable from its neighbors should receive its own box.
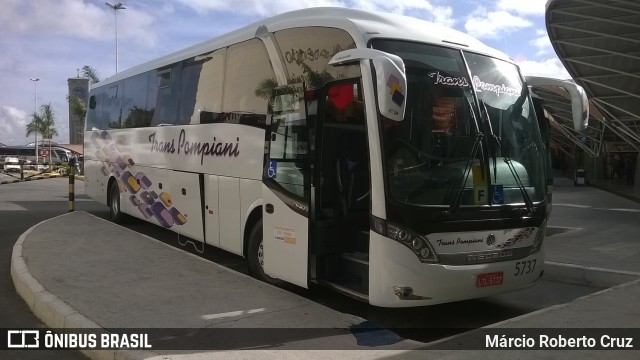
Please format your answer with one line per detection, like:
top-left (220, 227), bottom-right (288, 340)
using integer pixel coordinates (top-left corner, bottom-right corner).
top-left (526, 76), bottom-right (589, 132)
top-left (329, 48), bottom-right (407, 122)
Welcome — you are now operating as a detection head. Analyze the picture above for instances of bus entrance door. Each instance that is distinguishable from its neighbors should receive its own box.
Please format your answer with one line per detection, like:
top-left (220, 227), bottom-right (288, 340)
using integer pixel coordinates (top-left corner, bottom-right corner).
top-left (261, 96), bottom-right (311, 288)
top-left (262, 183), bottom-right (309, 288)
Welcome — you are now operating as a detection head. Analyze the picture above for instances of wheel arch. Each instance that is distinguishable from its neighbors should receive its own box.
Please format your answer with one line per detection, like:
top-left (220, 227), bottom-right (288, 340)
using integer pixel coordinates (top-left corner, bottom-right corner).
top-left (243, 204), bottom-right (263, 259)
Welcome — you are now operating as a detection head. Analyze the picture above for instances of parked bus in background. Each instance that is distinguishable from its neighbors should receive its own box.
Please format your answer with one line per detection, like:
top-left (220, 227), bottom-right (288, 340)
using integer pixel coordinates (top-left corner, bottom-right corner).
top-left (84, 8), bottom-right (588, 307)
top-left (52, 148), bottom-right (72, 163)
top-left (0, 146), bottom-right (66, 168)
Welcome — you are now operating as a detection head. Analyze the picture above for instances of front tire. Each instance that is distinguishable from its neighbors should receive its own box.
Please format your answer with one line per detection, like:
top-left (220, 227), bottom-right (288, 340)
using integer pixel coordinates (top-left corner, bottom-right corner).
top-left (248, 219), bottom-right (281, 285)
top-left (109, 180), bottom-right (125, 224)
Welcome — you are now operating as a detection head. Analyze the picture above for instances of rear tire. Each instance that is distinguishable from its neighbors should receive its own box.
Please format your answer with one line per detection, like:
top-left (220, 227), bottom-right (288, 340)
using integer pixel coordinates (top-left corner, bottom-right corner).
top-left (248, 219), bottom-right (281, 285)
top-left (109, 180), bottom-right (125, 224)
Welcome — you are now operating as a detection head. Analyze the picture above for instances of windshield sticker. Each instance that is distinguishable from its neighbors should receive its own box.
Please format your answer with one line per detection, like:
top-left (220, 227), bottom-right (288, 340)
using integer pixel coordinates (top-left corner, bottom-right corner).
top-left (267, 160), bottom-right (277, 179)
top-left (429, 71), bottom-right (469, 87)
top-left (472, 76), bottom-right (520, 97)
top-left (490, 185), bottom-right (504, 205)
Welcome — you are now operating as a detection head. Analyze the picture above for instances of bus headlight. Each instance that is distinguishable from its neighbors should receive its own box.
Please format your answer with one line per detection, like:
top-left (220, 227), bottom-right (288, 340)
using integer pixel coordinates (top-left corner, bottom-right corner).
top-left (371, 215), bottom-right (439, 263)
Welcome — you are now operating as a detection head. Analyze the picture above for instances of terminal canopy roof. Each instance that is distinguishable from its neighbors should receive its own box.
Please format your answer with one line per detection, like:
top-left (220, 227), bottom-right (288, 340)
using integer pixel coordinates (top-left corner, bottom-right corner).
top-left (545, 0), bottom-right (640, 156)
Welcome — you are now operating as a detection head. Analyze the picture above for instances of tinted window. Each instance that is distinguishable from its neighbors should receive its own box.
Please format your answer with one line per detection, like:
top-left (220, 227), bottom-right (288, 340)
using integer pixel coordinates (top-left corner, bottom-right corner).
top-left (177, 59), bottom-right (203, 125)
top-left (324, 83), bottom-right (365, 125)
top-left (151, 63), bottom-right (182, 126)
top-left (273, 27), bottom-right (359, 91)
top-left (122, 72), bottom-right (151, 128)
top-left (103, 83), bottom-right (123, 129)
top-left (86, 89), bottom-right (105, 130)
top-left (223, 39), bottom-right (274, 115)
top-left (192, 50), bottom-right (225, 123)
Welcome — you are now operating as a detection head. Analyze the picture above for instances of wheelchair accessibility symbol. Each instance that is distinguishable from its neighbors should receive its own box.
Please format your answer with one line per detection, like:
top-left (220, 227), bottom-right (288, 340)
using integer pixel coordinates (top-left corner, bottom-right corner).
top-left (491, 185), bottom-right (504, 205)
top-left (267, 160), bottom-right (277, 179)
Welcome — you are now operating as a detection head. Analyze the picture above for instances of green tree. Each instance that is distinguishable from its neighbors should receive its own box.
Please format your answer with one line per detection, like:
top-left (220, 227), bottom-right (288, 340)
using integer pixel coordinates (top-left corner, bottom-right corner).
top-left (26, 104), bottom-right (58, 166)
top-left (67, 93), bottom-right (87, 123)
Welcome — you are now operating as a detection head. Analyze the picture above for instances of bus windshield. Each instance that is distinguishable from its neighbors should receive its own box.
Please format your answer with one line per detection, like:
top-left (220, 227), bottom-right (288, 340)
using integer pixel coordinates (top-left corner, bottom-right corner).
top-left (372, 40), bottom-right (546, 207)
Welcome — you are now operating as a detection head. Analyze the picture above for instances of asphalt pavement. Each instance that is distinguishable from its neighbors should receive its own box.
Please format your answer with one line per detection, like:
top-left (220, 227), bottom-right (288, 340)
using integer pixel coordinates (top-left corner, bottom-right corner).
top-left (6, 176), bottom-right (640, 359)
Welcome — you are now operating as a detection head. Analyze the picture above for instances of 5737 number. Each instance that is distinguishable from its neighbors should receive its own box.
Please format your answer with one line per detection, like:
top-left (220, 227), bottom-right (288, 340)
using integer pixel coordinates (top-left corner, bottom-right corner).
top-left (514, 259), bottom-right (537, 276)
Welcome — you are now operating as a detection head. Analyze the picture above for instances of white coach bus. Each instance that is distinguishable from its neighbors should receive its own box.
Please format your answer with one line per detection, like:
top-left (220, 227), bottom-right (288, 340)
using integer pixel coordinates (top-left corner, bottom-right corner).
top-left (84, 7), bottom-right (587, 307)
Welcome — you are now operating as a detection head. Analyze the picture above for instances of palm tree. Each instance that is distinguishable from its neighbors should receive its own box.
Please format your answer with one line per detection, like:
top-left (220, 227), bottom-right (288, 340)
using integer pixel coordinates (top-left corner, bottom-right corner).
top-left (27, 104), bottom-right (58, 167)
top-left (25, 112), bottom-right (43, 165)
top-left (82, 65), bottom-right (101, 85)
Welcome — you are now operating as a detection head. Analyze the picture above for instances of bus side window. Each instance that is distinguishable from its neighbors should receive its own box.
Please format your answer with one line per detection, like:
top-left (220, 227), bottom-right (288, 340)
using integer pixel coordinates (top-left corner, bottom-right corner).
top-left (87, 90), bottom-right (105, 130)
top-left (122, 72), bottom-right (152, 128)
top-left (177, 59), bottom-right (203, 125)
top-left (267, 116), bottom-right (308, 199)
top-left (151, 63), bottom-right (182, 126)
top-left (223, 38), bottom-right (274, 116)
top-left (105, 83), bottom-right (123, 129)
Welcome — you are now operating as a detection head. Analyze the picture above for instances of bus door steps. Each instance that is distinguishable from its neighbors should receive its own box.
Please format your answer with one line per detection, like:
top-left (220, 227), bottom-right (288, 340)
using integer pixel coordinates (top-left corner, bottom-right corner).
top-left (334, 251), bottom-right (369, 294)
top-left (317, 279), bottom-right (369, 302)
top-left (341, 251), bottom-right (369, 265)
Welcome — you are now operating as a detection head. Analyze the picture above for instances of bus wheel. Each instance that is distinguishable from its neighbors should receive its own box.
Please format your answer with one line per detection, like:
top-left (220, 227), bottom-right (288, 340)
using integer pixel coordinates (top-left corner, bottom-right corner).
top-left (109, 181), bottom-right (125, 224)
top-left (248, 219), bottom-right (281, 285)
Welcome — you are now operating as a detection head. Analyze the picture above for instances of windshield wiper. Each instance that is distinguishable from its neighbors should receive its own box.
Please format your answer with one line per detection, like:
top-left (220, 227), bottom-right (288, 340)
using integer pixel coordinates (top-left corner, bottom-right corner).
top-left (479, 100), bottom-right (534, 216)
top-left (442, 97), bottom-right (484, 219)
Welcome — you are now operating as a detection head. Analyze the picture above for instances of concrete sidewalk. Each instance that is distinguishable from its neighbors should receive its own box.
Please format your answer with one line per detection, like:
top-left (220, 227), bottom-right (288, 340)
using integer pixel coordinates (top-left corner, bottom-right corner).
top-left (11, 212), bottom-right (426, 360)
top-left (9, 177), bottom-right (640, 359)
top-left (542, 177), bottom-right (640, 287)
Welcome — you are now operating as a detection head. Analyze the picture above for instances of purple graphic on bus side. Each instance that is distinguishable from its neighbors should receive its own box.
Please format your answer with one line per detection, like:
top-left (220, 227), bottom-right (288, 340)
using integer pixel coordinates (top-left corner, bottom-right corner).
top-left (92, 130), bottom-right (188, 229)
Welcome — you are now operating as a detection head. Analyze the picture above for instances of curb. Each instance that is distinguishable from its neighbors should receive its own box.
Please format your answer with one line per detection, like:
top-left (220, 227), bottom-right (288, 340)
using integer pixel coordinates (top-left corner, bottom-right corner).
top-left (590, 182), bottom-right (640, 204)
top-left (11, 213), bottom-right (162, 360)
top-left (0, 174), bottom-right (83, 185)
top-left (544, 261), bottom-right (640, 287)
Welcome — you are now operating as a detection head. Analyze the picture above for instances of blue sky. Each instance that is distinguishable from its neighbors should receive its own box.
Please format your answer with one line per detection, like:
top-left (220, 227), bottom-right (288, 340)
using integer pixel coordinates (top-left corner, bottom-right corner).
top-left (0, 0), bottom-right (569, 145)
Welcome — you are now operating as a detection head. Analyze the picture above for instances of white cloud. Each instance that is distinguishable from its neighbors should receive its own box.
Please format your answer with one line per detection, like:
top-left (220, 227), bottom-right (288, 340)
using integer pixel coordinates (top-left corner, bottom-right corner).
top-left (517, 57), bottom-right (571, 79)
top-left (497, 0), bottom-right (546, 16)
top-left (0, 106), bottom-right (28, 145)
top-left (0, 0), bottom-right (158, 47)
top-left (465, 10), bottom-right (532, 39)
top-left (430, 5), bottom-right (456, 28)
top-left (531, 29), bottom-right (552, 56)
top-left (177, 0), bottom-right (345, 16)
top-left (176, 0), bottom-right (455, 27)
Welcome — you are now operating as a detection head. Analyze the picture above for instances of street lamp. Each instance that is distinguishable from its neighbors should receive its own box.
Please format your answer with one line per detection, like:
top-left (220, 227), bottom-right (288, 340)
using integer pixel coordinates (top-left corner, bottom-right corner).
top-left (30, 77), bottom-right (39, 165)
top-left (105, 2), bottom-right (126, 73)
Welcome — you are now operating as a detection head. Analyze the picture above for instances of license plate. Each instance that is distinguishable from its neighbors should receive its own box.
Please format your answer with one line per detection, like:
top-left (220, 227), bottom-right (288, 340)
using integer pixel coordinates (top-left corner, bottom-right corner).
top-left (476, 272), bottom-right (504, 288)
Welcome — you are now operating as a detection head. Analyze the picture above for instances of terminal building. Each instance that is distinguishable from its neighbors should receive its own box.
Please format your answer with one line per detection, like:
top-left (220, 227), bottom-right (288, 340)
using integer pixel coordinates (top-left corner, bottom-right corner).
top-left (543, 0), bottom-right (639, 192)
top-left (68, 75), bottom-right (90, 145)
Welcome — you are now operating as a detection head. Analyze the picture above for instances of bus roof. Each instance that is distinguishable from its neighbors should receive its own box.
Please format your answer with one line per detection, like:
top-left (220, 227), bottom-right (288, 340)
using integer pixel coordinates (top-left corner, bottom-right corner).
top-left (95, 7), bottom-right (510, 88)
